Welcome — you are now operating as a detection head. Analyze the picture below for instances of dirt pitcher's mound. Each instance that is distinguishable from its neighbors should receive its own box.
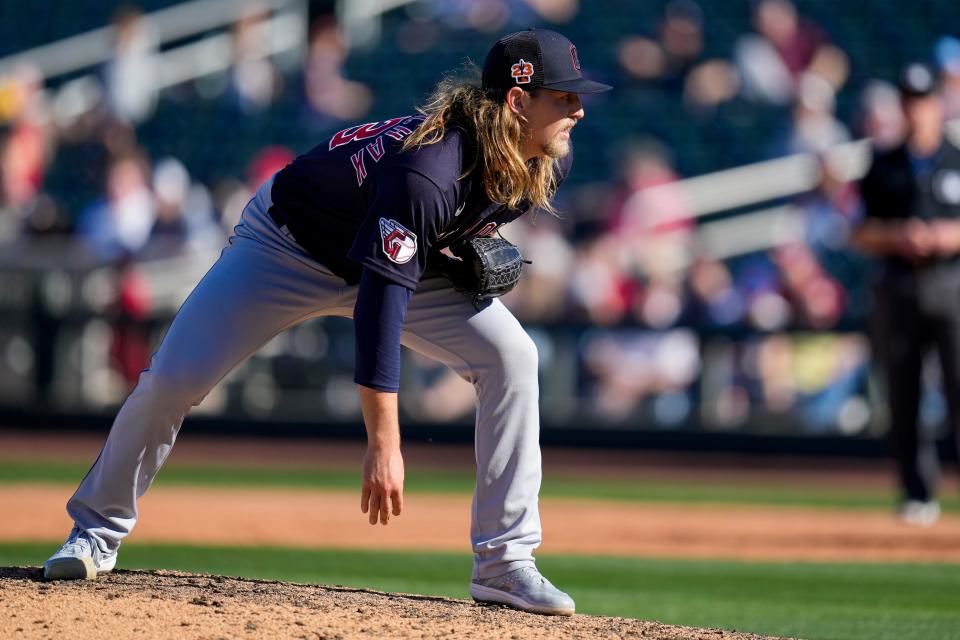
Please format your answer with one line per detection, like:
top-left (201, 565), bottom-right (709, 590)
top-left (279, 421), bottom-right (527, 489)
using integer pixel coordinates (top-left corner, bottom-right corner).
top-left (0, 568), bottom-right (787, 640)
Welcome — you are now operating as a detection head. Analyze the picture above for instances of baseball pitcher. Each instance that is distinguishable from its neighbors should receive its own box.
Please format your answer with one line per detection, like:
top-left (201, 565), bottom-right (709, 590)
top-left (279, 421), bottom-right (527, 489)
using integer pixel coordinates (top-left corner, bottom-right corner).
top-left (43, 28), bottom-right (610, 616)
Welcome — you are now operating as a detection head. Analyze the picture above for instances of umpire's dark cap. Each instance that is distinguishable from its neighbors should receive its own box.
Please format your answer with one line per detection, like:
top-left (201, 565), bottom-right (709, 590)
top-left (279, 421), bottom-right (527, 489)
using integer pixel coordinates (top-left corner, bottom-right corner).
top-left (482, 28), bottom-right (612, 96)
top-left (898, 62), bottom-right (940, 99)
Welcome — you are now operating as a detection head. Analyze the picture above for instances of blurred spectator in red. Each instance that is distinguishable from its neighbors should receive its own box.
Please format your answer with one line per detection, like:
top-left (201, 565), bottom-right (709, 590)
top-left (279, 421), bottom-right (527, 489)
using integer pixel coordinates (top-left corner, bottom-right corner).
top-left (569, 234), bottom-right (633, 325)
top-left (734, 0), bottom-right (847, 105)
top-left (215, 145), bottom-right (294, 232)
top-left (77, 152), bottom-right (155, 261)
top-left (247, 145), bottom-right (294, 187)
top-left (0, 63), bottom-right (58, 238)
top-left (301, 18), bottom-right (372, 130)
top-left (609, 141), bottom-right (693, 327)
top-left (0, 65), bottom-right (50, 206)
top-left (104, 6), bottom-right (158, 125)
top-left (772, 242), bottom-right (845, 329)
top-left (109, 257), bottom-right (153, 389)
top-left (606, 141), bottom-right (692, 250)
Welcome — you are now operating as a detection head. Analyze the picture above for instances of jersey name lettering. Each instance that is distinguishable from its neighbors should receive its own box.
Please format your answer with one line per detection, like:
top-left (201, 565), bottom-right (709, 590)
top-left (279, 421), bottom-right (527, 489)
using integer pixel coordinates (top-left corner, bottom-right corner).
top-left (384, 126), bottom-right (414, 141)
top-left (366, 136), bottom-right (386, 162)
top-left (351, 150), bottom-right (367, 186)
top-left (337, 116), bottom-right (426, 187)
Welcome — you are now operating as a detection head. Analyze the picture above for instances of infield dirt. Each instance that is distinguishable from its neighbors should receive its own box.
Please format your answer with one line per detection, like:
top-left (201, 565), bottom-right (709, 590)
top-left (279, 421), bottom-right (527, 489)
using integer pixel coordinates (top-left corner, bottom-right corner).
top-left (0, 567), bottom-right (788, 640)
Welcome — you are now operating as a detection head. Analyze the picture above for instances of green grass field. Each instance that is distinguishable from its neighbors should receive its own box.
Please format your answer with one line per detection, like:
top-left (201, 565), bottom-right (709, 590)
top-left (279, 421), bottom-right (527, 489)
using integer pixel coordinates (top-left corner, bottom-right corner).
top-left (3, 459), bottom-right (958, 512)
top-left (2, 543), bottom-right (957, 640)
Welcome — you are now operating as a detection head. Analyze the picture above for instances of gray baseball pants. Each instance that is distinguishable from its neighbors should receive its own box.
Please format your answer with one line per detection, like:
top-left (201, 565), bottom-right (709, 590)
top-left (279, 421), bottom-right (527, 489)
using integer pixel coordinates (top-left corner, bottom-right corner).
top-left (67, 179), bottom-right (543, 580)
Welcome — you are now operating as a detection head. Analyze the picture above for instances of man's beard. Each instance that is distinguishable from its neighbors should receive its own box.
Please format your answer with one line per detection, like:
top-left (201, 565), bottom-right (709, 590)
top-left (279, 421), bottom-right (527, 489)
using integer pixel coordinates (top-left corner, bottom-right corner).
top-left (542, 132), bottom-right (571, 159)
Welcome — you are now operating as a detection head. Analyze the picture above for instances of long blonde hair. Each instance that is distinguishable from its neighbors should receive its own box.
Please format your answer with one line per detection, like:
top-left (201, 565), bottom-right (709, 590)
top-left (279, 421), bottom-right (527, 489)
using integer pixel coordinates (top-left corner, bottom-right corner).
top-left (402, 64), bottom-right (559, 214)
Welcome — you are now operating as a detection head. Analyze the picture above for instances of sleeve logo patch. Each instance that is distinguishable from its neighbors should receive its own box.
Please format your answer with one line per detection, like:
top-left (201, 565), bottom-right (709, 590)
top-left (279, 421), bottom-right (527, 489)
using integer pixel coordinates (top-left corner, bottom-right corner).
top-left (511, 59), bottom-right (534, 84)
top-left (379, 218), bottom-right (418, 264)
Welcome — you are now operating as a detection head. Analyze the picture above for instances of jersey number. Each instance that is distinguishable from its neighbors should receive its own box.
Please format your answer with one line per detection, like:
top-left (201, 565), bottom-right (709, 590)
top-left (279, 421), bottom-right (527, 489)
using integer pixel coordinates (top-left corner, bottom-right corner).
top-left (329, 118), bottom-right (406, 151)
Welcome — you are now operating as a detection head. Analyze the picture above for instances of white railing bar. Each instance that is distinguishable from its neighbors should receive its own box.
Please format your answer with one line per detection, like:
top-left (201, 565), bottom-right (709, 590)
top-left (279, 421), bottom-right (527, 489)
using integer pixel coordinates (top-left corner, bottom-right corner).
top-left (695, 205), bottom-right (803, 262)
top-left (341, 0), bottom-right (418, 21)
top-left (0, 0), bottom-right (301, 79)
top-left (636, 142), bottom-right (859, 223)
top-left (156, 12), bottom-right (304, 89)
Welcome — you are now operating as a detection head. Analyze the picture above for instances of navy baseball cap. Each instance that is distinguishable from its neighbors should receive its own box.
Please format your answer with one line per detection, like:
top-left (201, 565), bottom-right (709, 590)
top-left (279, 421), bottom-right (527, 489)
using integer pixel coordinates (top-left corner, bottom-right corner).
top-left (898, 62), bottom-right (939, 99)
top-left (482, 28), bottom-right (612, 95)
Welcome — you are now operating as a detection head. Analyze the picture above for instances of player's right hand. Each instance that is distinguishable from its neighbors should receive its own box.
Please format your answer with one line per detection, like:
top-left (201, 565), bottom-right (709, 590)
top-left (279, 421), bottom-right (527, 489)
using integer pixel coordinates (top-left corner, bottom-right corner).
top-left (361, 445), bottom-right (405, 525)
top-left (899, 219), bottom-right (936, 260)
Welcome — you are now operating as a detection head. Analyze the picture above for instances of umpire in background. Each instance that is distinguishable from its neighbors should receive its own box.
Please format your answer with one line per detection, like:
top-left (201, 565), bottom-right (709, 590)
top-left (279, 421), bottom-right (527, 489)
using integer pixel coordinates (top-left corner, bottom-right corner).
top-left (853, 63), bottom-right (960, 526)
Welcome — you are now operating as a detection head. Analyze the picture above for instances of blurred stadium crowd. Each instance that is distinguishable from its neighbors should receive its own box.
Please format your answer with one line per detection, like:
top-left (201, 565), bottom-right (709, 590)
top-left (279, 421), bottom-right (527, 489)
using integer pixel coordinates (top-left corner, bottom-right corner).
top-left (1, 0), bottom-right (959, 434)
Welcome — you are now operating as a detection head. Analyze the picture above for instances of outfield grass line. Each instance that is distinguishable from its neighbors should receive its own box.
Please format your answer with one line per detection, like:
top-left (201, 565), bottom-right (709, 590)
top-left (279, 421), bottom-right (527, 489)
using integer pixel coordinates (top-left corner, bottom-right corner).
top-left (3, 460), bottom-right (955, 512)
top-left (7, 538), bottom-right (960, 564)
top-left (0, 476), bottom-right (923, 513)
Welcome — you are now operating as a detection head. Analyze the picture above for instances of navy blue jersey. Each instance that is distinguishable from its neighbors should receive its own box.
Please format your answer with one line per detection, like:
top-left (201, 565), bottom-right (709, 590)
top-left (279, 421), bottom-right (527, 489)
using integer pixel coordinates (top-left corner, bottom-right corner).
top-left (269, 115), bottom-right (572, 290)
top-left (861, 139), bottom-right (960, 223)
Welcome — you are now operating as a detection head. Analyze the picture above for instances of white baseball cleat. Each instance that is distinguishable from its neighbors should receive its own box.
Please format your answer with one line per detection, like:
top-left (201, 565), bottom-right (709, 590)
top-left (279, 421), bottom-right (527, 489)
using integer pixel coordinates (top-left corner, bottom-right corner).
top-left (897, 500), bottom-right (941, 527)
top-left (43, 527), bottom-right (117, 580)
top-left (471, 566), bottom-right (575, 616)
